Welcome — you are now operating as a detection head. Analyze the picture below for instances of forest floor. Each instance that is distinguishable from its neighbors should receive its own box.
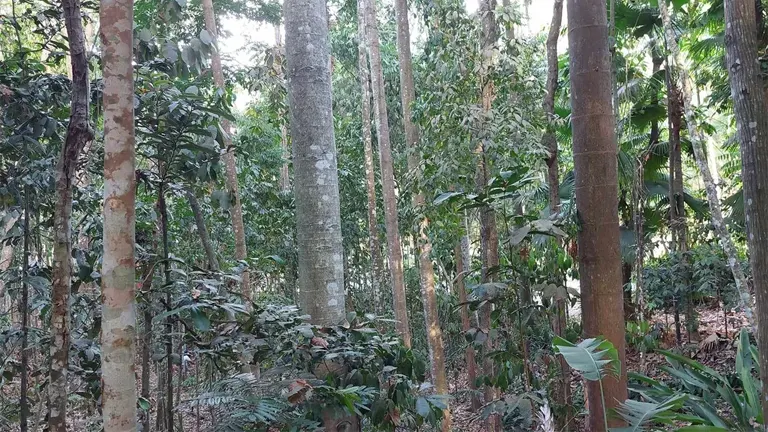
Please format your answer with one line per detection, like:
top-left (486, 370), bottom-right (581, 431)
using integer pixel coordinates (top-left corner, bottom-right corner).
top-left (450, 304), bottom-right (750, 432)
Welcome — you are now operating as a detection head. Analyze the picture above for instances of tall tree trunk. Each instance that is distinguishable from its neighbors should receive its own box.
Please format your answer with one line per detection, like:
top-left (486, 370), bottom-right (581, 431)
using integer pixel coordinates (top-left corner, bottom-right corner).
top-left (285, 0), bottom-right (347, 326)
top-left (393, 0), bottom-right (449, 426)
top-left (285, 0), bottom-right (354, 429)
top-left (275, 24), bottom-right (291, 194)
top-left (140, 257), bottom-right (155, 432)
top-left (201, 0), bottom-right (250, 304)
top-left (20, 185), bottom-right (30, 432)
top-left (542, 2), bottom-right (571, 428)
top-left (567, 1), bottom-right (628, 429)
top-left (356, 0), bottom-right (384, 315)
top-left (0, 215), bottom-right (17, 306)
top-left (363, 0), bottom-right (411, 347)
top-left (659, 0), bottom-right (756, 326)
top-left (723, 0), bottom-right (768, 422)
top-left (455, 230), bottom-right (480, 411)
top-left (157, 184), bottom-right (174, 432)
top-left (100, 0), bottom-right (138, 425)
top-left (186, 188), bottom-right (219, 271)
top-left (50, 1), bottom-right (92, 429)
top-left (477, 0), bottom-right (500, 429)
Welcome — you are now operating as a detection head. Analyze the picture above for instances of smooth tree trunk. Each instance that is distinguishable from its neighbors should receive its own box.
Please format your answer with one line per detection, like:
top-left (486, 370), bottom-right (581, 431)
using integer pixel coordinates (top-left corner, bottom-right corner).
top-left (20, 185), bottom-right (30, 432)
top-left (356, 0), bottom-right (384, 314)
top-left (50, 0), bottom-right (92, 428)
top-left (723, 0), bottom-right (768, 422)
top-left (477, 0), bottom-right (500, 428)
top-left (186, 188), bottom-right (219, 271)
top-left (157, 184), bottom-right (174, 432)
top-left (0, 215), bottom-right (17, 306)
top-left (201, 0), bottom-right (250, 304)
top-left (542, 2), bottom-right (571, 428)
top-left (285, 0), bottom-right (355, 429)
top-left (363, 0), bottom-right (411, 347)
top-left (393, 0), bottom-right (450, 426)
top-left (285, 0), bottom-right (347, 326)
top-left (659, 0), bottom-right (756, 326)
top-left (140, 258), bottom-right (155, 432)
top-left (275, 24), bottom-right (291, 194)
top-left (567, 0), bottom-right (628, 429)
top-left (100, 0), bottom-right (138, 426)
top-left (455, 231), bottom-right (480, 411)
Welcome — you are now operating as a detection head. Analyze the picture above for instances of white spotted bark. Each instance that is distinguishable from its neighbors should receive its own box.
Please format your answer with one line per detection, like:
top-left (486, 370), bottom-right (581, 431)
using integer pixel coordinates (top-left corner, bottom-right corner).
top-left (100, 0), bottom-right (138, 427)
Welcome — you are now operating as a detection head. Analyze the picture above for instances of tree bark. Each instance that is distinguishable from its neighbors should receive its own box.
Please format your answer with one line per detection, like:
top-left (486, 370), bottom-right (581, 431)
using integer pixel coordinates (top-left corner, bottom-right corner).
top-left (201, 0), bottom-right (250, 305)
top-left (0, 215), bottom-right (17, 303)
top-left (659, 0), bottom-right (756, 326)
top-left (393, 0), bottom-right (450, 426)
top-left (476, 0), bottom-right (500, 429)
top-left (100, 0), bottom-right (138, 425)
top-left (140, 257), bottom-right (155, 432)
top-left (455, 231), bottom-right (480, 411)
top-left (157, 184), bottom-right (174, 432)
top-left (186, 188), bottom-right (219, 271)
top-left (363, 0), bottom-right (411, 347)
top-left (285, 0), bottom-right (347, 326)
top-left (567, 0), bottom-right (628, 429)
top-left (50, 1), bottom-right (92, 429)
top-left (20, 185), bottom-right (30, 432)
top-left (275, 24), bottom-right (291, 194)
top-left (356, 0), bottom-right (384, 315)
top-left (723, 0), bottom-right (768, 422)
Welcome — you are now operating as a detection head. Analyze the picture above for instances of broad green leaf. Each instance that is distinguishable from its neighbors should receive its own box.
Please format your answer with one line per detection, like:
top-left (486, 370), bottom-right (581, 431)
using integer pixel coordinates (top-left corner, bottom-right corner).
top-left (553, 336), bottom-right (619, 381)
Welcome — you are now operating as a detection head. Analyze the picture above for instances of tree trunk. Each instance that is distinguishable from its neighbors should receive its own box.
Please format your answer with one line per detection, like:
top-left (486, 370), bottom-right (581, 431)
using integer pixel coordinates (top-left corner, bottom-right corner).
top-left (659, 0), bottom-right (756, 326)
top-left (285, 0), bottom-right (347, 326)
top-left (186, 188), bottom-right (219, 271)
top-left (723, 0), bottom-right (768, 422)
top-left (356, 0), bottom-right (384, 315)
top-left (363, 0), bottom-right (411, 347)
top-left (140, 258), bottom-right (155, 432)
top-left (275, 24), bottom-right (291, 194)
top-left (0, 215), bottom-right (18, 305)
top-left (50, 2), bottom-right (92, 429)
top-left (201, 0), bottom-right (250, 305)
top-left (157, 184), bottom-right (174, 432)
top-left (285, 1), bottom-right (354, 429)
top-left (393, 0), bottom-right (450, 426)
top-left (455, 231), bottom-right (480, 411)
top-left (477, 0), bottom-right (500, 429)
top-left (100, 0), bottom-right (138, 425)
top-left (20, 185), bottom-right (30, 432)
top-left (567, 0), bottom-right (628, 429)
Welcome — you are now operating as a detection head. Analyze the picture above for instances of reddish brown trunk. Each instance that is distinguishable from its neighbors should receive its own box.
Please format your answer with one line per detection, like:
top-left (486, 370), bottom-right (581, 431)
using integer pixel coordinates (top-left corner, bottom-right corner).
top-left (455, 237), bottom-right (480, 411)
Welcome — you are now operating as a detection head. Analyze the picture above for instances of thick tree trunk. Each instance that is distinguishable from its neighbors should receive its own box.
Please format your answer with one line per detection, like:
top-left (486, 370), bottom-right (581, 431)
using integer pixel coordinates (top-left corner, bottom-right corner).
top-left (455, 232), bottom-right (481, 411)
top-left (201, 0), bottom-right (250, 304)
top-left (567, 1), bottom-right (628, 429)
top-left (285, 0), bottom-right (354, 429)
top-left (393, 0), bottom-right (450, 425)
top-left (363, 0), bottom-right (411, 347)
top-left (100, 0), bottom-right (138, 426)
top-left (186, 188), bottom-right (219, 271)
top-left (50, 1), bottom-right (92, 429)
top-left (659, 0), bottom-right (756, 326)
top-left (477, 0), bottom-right (500, 429)
top-left (723, 0), bottom-right (768, 422)
top-left (356, 0), bottom-right (384, 315)
top-left (285, 0), bottom-right (347, 326)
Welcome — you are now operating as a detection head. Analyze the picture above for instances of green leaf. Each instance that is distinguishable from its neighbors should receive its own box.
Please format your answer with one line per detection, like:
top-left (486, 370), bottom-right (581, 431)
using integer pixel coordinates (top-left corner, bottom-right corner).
top-left (190, 309), bottom-right (211, 331)
top-left (675, 427), bottom-right (730, 432)
top-left (200, 30), bottom-right (213, 45)
top-left (138, 397), bottom-right (151, 411)
top-left (610, 395), bottom-right (686, 432)
top-left (415, 397), bottom-right (431, 417)
top-left (553, 336), bottom-right (619, 381)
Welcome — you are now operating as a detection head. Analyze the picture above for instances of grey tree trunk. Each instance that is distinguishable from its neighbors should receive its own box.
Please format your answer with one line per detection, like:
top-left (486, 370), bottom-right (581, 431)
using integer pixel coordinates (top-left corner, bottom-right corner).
top-left (393, 0), bottom-right (450, 426)
top-left (201, 0), bottom-right (250, 304)
top-left (567, 0), bottom-right (628, 429)
top-left (186, 188), bottom-right (219, 271)
top-left (659, 0), bottom-right (756, 326)
top-left (356, 0), bottom-right (384, 314)
top-left (723, 0), bottom-right (768, 422)
top-left (285, 0), bottom-right (346, 326)
top-left (0, 215), bottom-right (17, 307)
top-left (100, 0), bottom-right (138, 426)
top-left (50, 1), bottom-right (92, 429)
top-left (363, 0), bottom-right (411, 347)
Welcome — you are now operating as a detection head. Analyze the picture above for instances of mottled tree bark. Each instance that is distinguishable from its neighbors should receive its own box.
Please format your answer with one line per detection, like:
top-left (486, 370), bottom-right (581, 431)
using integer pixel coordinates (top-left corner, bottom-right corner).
top-left (186, 188), bottom-right (219, 271)
top-left (100, 0), bottom-right (138, 426)
top-left (393, 0), bottom-right (449, 426)
top-left (201, 0), bottom-right (250, 304)
top-left (356, 0), bottom-right (384, 314)
top-left (567, 0), bottom-right (628, 429)
top-left (363, 0), bottom-right (411, 347)
top-left (723, 0), bottom-right (768, 422)
top-left (50, 1), bottom-right (92, 429)
top-left (285, 0), bottom-right (346, 326)
top-left (477, 0), bottom-right (500, 429)
top-left (659, 0), bottom-right (756, 326)
top-left (0, 215), bottom-right (17, 302)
